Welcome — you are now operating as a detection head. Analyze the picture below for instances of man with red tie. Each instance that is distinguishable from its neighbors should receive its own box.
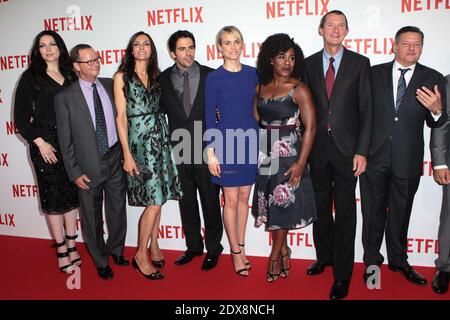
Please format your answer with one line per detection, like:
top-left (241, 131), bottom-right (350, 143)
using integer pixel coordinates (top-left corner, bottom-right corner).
top-left (304, 10), bottom-right (373, 300)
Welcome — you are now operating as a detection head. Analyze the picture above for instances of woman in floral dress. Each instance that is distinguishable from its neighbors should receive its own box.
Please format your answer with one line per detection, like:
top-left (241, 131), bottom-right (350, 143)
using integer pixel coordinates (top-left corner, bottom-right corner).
top-left (252, 33), bottom-right (317, 282)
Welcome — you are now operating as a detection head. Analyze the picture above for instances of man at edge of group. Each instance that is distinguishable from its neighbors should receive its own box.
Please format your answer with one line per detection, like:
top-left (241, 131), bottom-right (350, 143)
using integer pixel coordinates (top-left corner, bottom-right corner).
top-left (430, 74), bottom-right (450, 295)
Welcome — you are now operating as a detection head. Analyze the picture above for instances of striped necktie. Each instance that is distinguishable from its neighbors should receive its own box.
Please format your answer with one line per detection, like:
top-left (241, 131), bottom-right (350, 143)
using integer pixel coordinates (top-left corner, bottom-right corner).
top-left (395, 68), bottom-right (410, 112)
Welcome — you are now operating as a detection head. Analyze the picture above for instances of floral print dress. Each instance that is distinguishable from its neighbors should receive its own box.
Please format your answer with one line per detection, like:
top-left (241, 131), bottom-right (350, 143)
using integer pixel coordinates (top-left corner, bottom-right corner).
top-left (251, 86), bottom-right (316, 231)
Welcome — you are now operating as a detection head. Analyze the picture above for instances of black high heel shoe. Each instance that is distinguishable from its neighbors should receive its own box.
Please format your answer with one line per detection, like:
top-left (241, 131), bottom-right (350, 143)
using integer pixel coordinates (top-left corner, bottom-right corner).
top-left (238, 243), bottom-right (251, 270)
top-left (152, 259), bottom-right (165, 269)
top-left (132, 258), bottom-right (164, 280)
top-left (230, 250), bottom-right (249, 277)
top-left (54, 241), bottom-right (73, 273)
top-left (148, 248), bottom-right (165, 268)
top-left (266, 257), bottom-right (281, 283)
top-left (65, 234), bottom-right (82, 266)
top-left (280, 247), bottom-right (291, 278)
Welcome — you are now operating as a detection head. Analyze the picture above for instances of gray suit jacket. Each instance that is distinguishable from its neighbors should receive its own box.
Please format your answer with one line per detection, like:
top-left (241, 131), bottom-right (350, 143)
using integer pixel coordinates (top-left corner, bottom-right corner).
top-left (54, 77), bottom-right (116, 187)
top-left (431, 75), bottom-right (450, 167)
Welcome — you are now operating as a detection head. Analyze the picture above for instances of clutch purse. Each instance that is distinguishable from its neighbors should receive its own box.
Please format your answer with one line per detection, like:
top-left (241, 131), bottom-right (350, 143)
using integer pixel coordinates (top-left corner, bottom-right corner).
top-left (132, 156), bottom-right (151, 184)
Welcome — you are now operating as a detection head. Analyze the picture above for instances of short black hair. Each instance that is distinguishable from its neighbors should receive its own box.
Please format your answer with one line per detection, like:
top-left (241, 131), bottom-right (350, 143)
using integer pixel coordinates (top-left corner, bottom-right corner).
top-left (70, 44), bottom-right (93, 62)
top-left (168, 30), bottom-right (196, 53)
top-left (395, 26), bottom-right (424, 44)
top-left (319, 10), bottom-right (348, 29)
top-left (257, 33), bottom-right (305, 85)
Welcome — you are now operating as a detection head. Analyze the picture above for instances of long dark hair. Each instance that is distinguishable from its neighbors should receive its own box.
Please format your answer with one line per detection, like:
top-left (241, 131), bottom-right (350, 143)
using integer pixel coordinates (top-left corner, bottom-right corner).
top-left (117, 31), bottom-right (160, 97)
top-left (28, 30), bottom-right (75, 90)
top-left (257, 33), bottom-right (305, 85)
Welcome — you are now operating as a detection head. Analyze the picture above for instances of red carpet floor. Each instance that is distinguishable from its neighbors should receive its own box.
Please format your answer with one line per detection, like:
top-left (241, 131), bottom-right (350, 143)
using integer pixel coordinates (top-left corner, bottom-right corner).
top-left (1, 235), bottom-right (449, 300)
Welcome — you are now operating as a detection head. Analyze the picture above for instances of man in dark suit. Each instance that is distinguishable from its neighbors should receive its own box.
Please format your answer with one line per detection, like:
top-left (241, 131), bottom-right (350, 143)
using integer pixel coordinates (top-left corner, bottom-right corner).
top-left (430, 75), bottom-right (450, 294)
top-left (55, 44), bottom-right (129, 280)
top-left (360, 27), bottom-right (446, 288)
top-left (304, 10), bottom-right (373, 300)
top-left (159, 30), bottom-right (223, 270)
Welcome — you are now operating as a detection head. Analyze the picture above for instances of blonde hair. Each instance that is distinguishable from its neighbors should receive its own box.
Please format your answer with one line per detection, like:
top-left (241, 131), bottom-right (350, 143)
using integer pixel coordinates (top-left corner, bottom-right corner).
top-left (215, 25), bottom-right (244, 47)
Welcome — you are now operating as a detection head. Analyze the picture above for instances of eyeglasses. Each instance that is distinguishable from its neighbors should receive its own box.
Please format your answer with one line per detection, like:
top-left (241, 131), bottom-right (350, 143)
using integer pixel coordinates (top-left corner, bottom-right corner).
top-left (76, 57), bottom-right (101, 66)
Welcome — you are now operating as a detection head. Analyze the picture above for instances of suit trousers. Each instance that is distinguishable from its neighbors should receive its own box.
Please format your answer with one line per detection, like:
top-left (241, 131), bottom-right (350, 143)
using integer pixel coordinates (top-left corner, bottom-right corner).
top-left (309, 134), bottom-right (357, 281)
top-left (436, 183), bottom-right (450, 272)
top-left (78, 144), bottom-right (127, 268)
top-left (177, 163), bottom-right (223, 255)
top-left (360, 143), bottom-right (420, 268)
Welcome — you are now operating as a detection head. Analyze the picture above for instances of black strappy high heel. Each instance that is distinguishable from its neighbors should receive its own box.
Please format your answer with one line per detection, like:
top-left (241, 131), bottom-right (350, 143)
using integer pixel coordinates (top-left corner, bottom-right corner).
top-left (280, 247), bottom-right (292, 278)
top-left (238, 243), bottom-right (251, 270)
top-left (230, 250), bottom-right (249, 277)
top-left (54, 241), bottom-right (73, 273)
top-left (266, 257), bottom-right (281, 283)
top-left (65, 234), bottom-right (82, 266)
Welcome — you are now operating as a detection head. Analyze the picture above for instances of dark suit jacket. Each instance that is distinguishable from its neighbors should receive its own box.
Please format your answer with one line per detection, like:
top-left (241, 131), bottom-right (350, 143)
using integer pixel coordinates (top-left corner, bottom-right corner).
top-left (159, 62), bottom-right (213, 164)
top-left (305, 48), bottom-right (373, 158)
top-left (370, 62), bottom-right (447, 179)
top-left (54, 77), bottom-right (117, 187)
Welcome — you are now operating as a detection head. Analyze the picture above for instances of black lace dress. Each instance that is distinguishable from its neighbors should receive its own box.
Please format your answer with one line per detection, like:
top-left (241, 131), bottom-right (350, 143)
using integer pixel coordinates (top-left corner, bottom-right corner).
top-left (14, 71), bottom-right (79, 214)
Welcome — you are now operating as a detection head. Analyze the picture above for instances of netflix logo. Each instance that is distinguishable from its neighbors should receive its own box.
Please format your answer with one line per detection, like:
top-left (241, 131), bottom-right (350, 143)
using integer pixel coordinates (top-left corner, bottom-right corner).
top-left (0, 55), bottom-right (30, 71)
top-left (407, 238), bottom-right (439, 254)
top-left (0, 89), bottom-right (3, 103)
top-left (158, 225), bottom-right (205, 240)
top-left (12, 184), bottom-right (38, 197)
top-left (206, 42), bottom-right (262, 61)
top-left (44, 15), bottom-right (94, 32)
top-left (401, 0), bottom-right (450, 12)
top-left (343, 38), bottom-right (394, 55)
top-left (147, 6), bottom-right (204, 27)
top-left (0, 213), bottom-right (15, 227)
top-left (269, 230), bottom-right (314, 247)
top-left (422, 160), bottom-right (433, 177)
top-left (266, 0), bottom-right (330, 19)
top-left (1, 153), bottom-right (9, 167)
top-left (5, 121), bottom-right (18, 135)
top-left (97, 49), bottom-right (126, 65)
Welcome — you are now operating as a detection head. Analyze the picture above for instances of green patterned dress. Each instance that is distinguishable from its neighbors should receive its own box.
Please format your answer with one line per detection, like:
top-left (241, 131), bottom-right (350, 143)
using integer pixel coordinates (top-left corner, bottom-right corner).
top-left (126, 77), bottom-right (182, 206)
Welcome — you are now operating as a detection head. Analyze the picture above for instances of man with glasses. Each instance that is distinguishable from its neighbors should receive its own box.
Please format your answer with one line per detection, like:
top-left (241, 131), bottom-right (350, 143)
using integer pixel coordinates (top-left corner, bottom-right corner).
top-left (55, 44), bottom-right (128, 280)
top-left (360, 26), bottom-right (447, 288)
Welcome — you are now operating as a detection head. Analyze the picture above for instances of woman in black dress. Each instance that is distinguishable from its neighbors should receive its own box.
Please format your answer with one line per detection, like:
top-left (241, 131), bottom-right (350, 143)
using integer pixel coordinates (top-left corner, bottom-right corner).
top-left (252, 34), bottom-right (317, 282)
top-left (14, 30), bottom-right (80, 273)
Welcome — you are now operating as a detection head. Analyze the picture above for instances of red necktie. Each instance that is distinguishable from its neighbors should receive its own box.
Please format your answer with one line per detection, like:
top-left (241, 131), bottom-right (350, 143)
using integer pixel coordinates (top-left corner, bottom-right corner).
top-left (325, 57), bottom-right (335, 100)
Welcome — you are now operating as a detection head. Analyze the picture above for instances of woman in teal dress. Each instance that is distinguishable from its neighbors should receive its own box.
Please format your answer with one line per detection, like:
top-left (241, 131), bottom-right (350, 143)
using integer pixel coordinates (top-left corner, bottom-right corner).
top-left (115, 31), bottom-right (182, 280)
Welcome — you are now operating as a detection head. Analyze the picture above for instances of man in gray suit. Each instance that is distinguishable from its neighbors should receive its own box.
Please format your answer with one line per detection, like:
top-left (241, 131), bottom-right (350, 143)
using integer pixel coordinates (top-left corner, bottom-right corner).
top-left (55, 44), bottom-right (128, 280)
top-left (430, 75), bottom-right (450, 294)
